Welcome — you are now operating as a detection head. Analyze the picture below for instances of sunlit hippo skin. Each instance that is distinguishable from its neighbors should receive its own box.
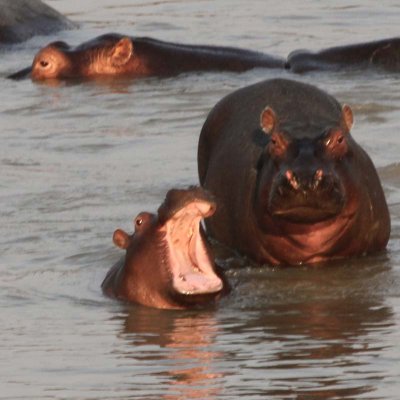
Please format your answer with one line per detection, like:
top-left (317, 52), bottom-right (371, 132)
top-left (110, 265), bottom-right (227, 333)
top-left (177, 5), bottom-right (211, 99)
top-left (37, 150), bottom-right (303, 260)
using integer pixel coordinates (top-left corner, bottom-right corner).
top-left (0, 0), bottom-right (74, 46)
top-left (286, 37), bottom-right (400, 73)
top-left (198, 78), bottom-right (390, 266)
top-left (101, 187), bottom-right (225, 309)
top-left (7, 33), bottom-right (285, 80)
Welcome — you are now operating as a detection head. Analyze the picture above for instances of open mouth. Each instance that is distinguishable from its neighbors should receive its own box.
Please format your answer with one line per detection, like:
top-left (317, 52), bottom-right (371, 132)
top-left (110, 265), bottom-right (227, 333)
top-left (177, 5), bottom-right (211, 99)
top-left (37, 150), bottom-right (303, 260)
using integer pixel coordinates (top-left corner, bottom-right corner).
top-left (162, 199), bottom-right (223, 297)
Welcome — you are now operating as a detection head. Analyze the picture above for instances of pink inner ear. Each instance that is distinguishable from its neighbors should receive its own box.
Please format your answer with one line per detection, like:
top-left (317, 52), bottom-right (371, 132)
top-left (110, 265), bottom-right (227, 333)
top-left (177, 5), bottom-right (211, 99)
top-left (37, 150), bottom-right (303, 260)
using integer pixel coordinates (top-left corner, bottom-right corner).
top-left (113, 229), bottom-right (129, 249)
top-left (260, 107), bottom-right (277, 134)
top-left (342, 104), bottom-right (354, 132)
top-left (112, 38), bottom-right (133, 64)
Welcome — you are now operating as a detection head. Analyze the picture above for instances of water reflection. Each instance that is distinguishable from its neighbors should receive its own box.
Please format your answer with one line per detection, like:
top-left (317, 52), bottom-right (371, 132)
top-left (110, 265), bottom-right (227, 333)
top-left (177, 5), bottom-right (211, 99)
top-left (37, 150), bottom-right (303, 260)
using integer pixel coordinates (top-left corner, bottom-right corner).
top-left (224, 260), bottom-right (396, 398)
top-left (117, 306), bottom-right (224, 399)
top-left (107, 257), bottom-right (398, 399)
top-left (269, 300), bottom-right (391, 374)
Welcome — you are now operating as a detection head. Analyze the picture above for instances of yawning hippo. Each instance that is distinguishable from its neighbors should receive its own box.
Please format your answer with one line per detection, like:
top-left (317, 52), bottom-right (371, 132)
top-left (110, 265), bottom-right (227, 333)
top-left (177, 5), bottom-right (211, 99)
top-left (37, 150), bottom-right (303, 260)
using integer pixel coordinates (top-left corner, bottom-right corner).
top-left (101, 187), bottom-right (224, 309)
top-left (198, 78), bottom-right (390, 265)
top-left (8, 33), bottom-right (284, 80)
top-left (286, 37), bottom-right (400, 73)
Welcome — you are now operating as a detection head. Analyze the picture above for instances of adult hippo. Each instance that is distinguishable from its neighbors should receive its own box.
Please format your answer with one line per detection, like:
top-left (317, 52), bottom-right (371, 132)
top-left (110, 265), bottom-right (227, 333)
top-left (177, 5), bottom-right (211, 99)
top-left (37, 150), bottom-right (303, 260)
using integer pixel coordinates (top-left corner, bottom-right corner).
top-left (0, 0), bottom-right (74, 46)
top-left (7, 33), bottom-right (285, 80)
top-left (287, 37), bottom-right (400, 73)
top-left (198, 78), bottom-right (390, 266)
top-left (102, 187), bottom-right (225, 309)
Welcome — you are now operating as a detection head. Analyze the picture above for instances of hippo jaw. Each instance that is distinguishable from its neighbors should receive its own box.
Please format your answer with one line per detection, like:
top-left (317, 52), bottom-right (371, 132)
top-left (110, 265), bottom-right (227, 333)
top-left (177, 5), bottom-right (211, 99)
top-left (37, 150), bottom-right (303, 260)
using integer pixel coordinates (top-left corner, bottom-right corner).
top-left (268, 187), bottom-right (345, 224)
top-left (271, 205), bottom-right (342, 224)
top-left (268, 183), bottom-right (346, 223)
top-left (264, 154), bottom-right (346, 224)
top-left (162, 200), bottom-right (223, 299)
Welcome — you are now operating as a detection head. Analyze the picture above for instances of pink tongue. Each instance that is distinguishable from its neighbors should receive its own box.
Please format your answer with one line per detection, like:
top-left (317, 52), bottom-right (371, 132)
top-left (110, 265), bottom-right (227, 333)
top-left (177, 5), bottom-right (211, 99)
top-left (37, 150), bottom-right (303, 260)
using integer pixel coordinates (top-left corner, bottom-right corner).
top-left (174, 273), bottom-right (223, 295)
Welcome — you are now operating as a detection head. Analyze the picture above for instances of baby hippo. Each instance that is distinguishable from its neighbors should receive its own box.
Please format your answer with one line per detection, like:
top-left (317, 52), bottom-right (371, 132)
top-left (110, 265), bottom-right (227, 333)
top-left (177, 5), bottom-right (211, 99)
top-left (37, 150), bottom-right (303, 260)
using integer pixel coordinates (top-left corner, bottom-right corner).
top-left (101, 187), bottom-right (225, 309)
top-left (7, 33), bottom-right (284, 80)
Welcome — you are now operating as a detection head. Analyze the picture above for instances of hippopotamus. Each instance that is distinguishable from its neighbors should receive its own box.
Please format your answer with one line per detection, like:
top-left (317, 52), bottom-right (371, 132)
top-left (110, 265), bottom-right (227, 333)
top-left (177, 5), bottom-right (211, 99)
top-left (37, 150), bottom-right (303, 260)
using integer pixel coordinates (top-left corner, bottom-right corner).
top-left (0, 0), bottom-right (74, 46)
top-left (101, 187), bottom-right (225, 309)
top-left (7, 33), bottom-right (285, 80)
top-left (286, 37), bottom-right (400, 73)
top-left (198, 78), bottom-right (390, 266)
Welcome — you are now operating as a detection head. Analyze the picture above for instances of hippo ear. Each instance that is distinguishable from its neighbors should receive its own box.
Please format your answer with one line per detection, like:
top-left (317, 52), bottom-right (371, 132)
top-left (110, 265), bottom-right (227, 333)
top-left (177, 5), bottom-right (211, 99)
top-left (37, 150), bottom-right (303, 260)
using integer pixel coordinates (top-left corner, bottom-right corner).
top-left (111, 37), bottom-right (134, 66)
top-left (341, 104), bottom-right (354, 132)
top-left (260, 106), bottom-right (277, 134)
top-left (113, 229), bottom-right (130, 249)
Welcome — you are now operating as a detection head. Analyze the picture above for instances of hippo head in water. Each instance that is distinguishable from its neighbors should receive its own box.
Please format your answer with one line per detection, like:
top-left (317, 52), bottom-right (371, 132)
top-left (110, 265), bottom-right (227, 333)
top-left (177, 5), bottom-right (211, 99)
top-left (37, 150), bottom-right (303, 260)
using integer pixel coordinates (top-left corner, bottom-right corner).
top-left (101, 187), bottom-right (224, 309)
top-left (256, 104), bottom-right (354, 225)
top-left (251, 101), bottom-right (390, 264)
top-left (8, 34), bottom-right (139, 80)
top-left (8, 33), bottom-right (285, 80)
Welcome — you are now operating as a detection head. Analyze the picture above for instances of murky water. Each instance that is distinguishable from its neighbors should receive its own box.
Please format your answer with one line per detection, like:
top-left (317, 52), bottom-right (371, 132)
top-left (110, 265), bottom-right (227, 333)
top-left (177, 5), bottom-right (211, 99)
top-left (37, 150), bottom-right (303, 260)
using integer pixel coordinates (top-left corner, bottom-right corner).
top-left (2, 1), bottom-right (400, 398)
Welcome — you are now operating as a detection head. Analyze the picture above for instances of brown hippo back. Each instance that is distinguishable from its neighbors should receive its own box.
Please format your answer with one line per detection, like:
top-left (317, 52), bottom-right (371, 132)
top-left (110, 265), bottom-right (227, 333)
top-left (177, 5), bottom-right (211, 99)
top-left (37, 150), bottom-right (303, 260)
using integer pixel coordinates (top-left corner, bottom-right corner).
top-left (8, 33), bottom-right (285, 80)
top-left (287, 37), bottom-right (400, 73)
top-left (198, 78), bottom-right (390, 265)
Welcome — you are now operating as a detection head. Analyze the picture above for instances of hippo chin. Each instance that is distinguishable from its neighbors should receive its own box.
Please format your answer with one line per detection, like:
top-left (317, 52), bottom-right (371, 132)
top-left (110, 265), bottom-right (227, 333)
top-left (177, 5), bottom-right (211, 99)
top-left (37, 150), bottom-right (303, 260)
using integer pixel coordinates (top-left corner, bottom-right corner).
top-left (287, 37), bottom-right (400, 73)
top-left (7, 33), bottom-right (284, 81)
top-left (198, 78), bottom-right (390, 266)
top-left (101, 187), bottom-right (224, 310)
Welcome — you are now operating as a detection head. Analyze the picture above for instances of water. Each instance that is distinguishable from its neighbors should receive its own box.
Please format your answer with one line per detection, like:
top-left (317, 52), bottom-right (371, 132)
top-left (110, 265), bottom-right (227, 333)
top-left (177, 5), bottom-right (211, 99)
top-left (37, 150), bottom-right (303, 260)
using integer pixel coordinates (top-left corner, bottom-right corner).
top-left (1, 1), bottom-right (400, 398)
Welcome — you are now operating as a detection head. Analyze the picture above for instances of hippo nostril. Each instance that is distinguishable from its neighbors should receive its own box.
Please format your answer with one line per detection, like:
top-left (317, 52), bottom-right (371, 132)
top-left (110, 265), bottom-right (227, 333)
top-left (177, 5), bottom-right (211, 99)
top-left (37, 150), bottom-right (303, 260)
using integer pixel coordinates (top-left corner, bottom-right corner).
top-left (313, 169), bottom-right (324, 188)
top-left (285, 169), bottom-right (300, 190)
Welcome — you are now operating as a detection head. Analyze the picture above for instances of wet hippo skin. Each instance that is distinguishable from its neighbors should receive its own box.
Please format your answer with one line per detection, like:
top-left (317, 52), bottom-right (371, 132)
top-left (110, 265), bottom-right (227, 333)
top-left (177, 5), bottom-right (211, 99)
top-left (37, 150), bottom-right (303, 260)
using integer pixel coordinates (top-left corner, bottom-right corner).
top-left (0, 0), bottom-right (74, 45)
top-left (286, 37), bottom-right (400, 73)
top-left (198, 78), bottom-right (390, 266)
top-left (7, 33), bottom-right (285, 80)
top-left (102, 187), bottom-right (225, 310)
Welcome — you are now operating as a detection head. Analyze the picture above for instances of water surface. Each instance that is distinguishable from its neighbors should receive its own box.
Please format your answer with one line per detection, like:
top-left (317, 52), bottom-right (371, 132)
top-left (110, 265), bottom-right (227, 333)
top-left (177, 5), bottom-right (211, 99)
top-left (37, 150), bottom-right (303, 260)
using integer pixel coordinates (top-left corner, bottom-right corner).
top-left (1, 1), bottom-right (400, 398)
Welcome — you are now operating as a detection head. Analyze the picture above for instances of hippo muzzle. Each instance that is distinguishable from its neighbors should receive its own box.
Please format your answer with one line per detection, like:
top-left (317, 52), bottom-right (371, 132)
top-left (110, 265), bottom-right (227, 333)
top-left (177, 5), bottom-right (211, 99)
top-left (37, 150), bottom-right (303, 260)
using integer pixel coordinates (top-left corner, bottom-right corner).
top-left (267, 142), bottom-right (346, 224)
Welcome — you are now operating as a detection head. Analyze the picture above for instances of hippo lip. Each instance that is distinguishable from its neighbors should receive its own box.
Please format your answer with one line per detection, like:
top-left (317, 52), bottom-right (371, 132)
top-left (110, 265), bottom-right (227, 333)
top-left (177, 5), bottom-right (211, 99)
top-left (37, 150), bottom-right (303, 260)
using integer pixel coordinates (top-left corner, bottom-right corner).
top-left (163, 200), bottom-right (223, 297)
top-left (272, 205), bottom-right (341, 223)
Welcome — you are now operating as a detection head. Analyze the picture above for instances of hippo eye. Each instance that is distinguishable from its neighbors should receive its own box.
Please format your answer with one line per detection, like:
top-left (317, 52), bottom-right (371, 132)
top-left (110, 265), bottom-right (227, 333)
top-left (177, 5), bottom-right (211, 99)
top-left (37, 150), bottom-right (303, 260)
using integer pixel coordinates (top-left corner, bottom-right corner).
top-left (324, 130), bottom-right (348, 158)
top-left (133, 212), bottom-right (153, 231)
top-left (268, 132), bottom-right (289, 158)
top-left (40, 60), bottom-right (49, 68)
top-left (135, 217), bottom-right (143, 226)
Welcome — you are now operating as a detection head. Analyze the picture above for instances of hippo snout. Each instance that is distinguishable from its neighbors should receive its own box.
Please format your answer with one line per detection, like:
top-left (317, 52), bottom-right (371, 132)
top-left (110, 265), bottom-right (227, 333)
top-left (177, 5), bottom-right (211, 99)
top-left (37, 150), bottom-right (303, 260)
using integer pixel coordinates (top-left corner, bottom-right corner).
top-left (269, 166), bottom-right (345, 223)
top-left (284, 168), bottom-right (325, 191)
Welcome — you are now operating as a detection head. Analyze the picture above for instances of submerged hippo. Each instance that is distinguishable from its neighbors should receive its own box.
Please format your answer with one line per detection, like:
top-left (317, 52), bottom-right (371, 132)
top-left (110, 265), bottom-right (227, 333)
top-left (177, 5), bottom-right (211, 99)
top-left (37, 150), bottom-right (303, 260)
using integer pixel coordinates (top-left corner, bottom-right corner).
top-left (287, 37), bottom-right (400, 73)
top-left (198, 78), bottom-right (390, 266)
top-left (7, 33), bottom-right (284, 80)
top-left (0, 0), bottom-right (74, 46)
top-left (102, 187), bottom-right (225, 309)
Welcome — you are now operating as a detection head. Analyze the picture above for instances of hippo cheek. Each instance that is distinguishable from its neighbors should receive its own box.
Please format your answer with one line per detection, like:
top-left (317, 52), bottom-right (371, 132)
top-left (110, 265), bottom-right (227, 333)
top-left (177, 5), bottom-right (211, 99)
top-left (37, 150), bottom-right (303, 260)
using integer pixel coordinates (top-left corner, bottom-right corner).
top-left (162, 201), bottom-right (223, 303)
top-left (267, 171), bottom-right (346, 224)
